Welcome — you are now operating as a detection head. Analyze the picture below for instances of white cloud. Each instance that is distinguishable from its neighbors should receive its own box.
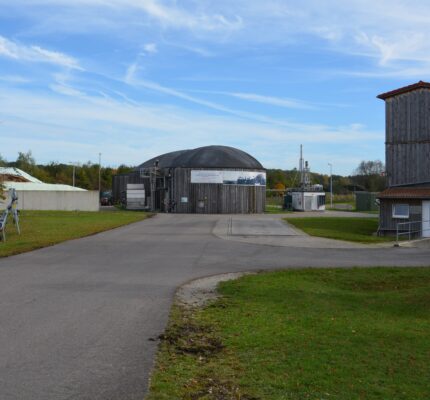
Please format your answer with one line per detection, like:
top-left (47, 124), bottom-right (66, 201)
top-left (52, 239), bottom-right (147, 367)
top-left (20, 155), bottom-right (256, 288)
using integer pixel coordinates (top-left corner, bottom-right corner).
top-left (0, 86), bottom-right (383, 172)
top-left (5, 0), bottom-right (430, 77)
top-left (0, 35), bottom-right (82, 70)
top-left (0, 75), bottom-right (30, 83)
top-left (143, 43), bottom-right (157, 53)
top-left (227, 92), bottom-right (314, 110)
top-left (50, 84), bottom-right (85, 97)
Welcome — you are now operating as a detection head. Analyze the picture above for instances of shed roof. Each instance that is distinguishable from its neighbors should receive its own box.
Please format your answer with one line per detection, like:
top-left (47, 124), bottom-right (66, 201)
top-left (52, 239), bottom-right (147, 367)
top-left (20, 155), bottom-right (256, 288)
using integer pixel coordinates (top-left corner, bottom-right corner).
top-left (377, 187), bottom-right (430, 199)
top-left (136, 145), bottom-right (264, 170)
top-left (377, 81), bottom-right (430, 100)
top-left (0, 167), bottom-right (87, 192)
top-left (0, 167), bottom-right (43, 183)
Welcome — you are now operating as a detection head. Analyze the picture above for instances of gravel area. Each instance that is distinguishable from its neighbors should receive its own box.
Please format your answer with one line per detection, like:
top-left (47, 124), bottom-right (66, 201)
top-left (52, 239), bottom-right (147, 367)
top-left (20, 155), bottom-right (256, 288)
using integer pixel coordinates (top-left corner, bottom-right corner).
top-left (176, 272), bottom-right (253, 308)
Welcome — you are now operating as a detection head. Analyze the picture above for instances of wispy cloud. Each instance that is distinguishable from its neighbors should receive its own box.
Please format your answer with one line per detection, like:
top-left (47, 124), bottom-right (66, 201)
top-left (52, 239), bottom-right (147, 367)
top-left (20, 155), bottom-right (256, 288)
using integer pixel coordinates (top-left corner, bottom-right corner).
top-left (0, 75), bottom-right (31, 83)
top-left (0, 35), bottom-right (82, 70)
top-left (6, 0), bottom-right (430, 77)
top-left (50, 84), bottom-right (85, 97)
top-left (0, 87), bottom-right (382, 171)
top-left (225, 92), bottom-right (314, 110)
top-left (143, 43), bottom-right (157, 54)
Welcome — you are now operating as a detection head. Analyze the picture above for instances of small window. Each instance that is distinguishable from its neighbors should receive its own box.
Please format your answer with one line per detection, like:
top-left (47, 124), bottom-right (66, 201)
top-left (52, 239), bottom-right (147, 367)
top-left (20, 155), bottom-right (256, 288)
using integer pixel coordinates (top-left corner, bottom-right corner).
top-left (392, 204), bottom-right (409, 219)
top-left (317, 195), bottom-right (326, 207)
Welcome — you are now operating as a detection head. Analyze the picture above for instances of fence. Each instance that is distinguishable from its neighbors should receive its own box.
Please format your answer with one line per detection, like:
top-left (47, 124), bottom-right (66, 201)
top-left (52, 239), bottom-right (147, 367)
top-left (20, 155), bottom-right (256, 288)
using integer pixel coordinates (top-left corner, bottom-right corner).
top-left (396, 220), bottom-right (430, 244)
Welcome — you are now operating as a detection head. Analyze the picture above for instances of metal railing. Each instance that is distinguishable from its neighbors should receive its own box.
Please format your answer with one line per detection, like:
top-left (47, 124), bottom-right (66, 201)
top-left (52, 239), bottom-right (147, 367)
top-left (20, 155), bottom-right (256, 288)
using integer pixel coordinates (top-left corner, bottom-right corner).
top-left (396, 220), bottom-right (430, 244)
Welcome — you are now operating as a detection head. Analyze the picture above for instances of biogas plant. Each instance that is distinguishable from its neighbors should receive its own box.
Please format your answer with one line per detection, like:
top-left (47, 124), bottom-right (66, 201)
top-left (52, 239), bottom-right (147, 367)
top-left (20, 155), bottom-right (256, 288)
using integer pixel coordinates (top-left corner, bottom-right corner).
top-left (113, 145), bottom-right (266, 214)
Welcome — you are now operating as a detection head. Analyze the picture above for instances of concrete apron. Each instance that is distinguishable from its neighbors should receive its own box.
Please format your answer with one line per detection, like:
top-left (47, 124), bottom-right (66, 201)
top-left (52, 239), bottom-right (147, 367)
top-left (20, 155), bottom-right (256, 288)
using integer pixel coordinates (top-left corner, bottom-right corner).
top-left (213, 214), bottom-right (393, 249)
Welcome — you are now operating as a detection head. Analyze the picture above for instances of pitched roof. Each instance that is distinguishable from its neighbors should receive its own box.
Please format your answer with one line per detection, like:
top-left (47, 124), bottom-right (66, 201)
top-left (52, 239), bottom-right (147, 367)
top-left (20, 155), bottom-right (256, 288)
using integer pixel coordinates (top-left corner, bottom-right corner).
top-left (0, 167), bottom-right (43, 183)
top-left (377, 81), bottom-right (430, 100)
top-left (377, 187), bottom-right (430, 199)
top-left (0, 167), bottom-right (86, 191)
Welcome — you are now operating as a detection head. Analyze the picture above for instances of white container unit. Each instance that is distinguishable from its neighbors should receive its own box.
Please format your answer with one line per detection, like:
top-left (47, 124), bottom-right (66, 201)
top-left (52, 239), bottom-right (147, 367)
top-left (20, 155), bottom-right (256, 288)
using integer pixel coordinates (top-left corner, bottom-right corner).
top-left (292, 191), bottom-right (325, 211)
top-left (126, 184), bottom-right (146, 210)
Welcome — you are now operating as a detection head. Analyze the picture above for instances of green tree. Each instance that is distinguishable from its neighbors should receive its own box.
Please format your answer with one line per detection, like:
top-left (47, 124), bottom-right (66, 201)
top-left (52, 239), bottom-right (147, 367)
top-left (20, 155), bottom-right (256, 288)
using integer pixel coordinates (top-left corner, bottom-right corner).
top-left (0, 154), bottom-right (7, 167)
top-left (351, 160), bottom-right (386, 192)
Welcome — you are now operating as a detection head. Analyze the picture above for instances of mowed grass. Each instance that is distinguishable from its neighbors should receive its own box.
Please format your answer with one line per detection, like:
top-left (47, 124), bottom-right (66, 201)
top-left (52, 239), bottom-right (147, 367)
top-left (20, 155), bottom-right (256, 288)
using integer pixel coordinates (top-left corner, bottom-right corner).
top-left (147, 268), bottom-right (430, 400)
top-left (265, 204), bottom-right (293, 214)
top-left (0, 210), bottom-right (150, 257)
top-left (285, 217), bottom-right (391, 243)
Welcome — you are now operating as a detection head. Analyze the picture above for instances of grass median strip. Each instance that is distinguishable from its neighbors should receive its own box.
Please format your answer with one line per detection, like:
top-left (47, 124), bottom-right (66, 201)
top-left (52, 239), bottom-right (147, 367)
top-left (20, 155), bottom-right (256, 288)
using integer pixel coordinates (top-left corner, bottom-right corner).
top-left (285, 217), bottom-right (392, 243)
top-left (147, 267), bottom-right (430, 400)
top-left (0, 210), bottom-right (150, 257)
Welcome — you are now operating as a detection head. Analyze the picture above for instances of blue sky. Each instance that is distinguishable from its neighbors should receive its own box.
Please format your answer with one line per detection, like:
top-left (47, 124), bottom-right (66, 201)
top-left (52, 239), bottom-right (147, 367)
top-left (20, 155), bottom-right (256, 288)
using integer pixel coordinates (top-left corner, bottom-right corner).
top-left (0, 0), bottom-right (429, 175)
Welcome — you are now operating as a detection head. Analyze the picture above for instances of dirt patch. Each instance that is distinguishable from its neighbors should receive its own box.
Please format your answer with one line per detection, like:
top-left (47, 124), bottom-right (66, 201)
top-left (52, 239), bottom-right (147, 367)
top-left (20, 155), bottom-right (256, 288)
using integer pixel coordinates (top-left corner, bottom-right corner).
top-left (159, 316), bottom-right (223, 356)
top-left (176, 272), bottom-right (253, 308)
top-left (185, 377), bottom-right (260, 400)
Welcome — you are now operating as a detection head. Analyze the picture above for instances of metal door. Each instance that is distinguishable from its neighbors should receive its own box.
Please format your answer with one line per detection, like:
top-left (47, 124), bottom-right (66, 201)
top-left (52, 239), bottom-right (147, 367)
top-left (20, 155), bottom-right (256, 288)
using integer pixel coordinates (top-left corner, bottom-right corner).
top-left (422, 201), bottom-right (430, 237)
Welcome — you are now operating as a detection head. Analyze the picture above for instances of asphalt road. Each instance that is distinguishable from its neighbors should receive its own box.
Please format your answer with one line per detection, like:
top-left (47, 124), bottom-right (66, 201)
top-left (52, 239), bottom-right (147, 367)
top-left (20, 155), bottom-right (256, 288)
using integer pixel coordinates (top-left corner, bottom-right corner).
top-left (0, 214), bottom-right (429, 400)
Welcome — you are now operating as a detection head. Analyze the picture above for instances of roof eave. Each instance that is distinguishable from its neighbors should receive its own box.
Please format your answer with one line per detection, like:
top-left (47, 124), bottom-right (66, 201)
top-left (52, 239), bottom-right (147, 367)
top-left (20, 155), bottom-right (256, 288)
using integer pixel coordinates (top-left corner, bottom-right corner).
top-left (377, 81), bottom-right (430, 100)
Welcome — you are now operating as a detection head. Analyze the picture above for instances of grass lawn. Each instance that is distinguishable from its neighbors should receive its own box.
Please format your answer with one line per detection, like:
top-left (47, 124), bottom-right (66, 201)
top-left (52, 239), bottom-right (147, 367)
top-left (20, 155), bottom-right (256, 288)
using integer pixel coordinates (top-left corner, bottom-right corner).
top-left (0, 210), bottom-right (150, 257)
top-left (285, 217), bottom-right (391, 243)
top-left (147, 268), bottom-right (430, 400)
top-left (265, 204), bottom-right (293, 214)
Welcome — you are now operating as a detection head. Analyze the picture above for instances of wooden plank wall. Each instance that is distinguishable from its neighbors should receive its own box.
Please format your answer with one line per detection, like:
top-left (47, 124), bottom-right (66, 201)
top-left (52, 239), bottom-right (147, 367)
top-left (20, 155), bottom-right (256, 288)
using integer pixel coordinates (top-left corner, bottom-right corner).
top-left (113, 167), bottom-right (266, 213)
top-left (386, 89), bottom-right (430, 187)
top-left (171, 168), bottom-right (266, 214)
top-left (379, 199), bottom-right (422, 233)
top-left (112, 171), bottom-right (148, 203)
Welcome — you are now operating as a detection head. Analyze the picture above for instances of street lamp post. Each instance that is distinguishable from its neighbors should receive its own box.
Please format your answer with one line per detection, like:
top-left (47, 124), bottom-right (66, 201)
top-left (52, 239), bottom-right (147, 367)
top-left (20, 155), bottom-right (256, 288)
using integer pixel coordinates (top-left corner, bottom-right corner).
top-left (328, 163), bottom-right (333, 209)
top-left (68, 162), bottom-right (80, 187)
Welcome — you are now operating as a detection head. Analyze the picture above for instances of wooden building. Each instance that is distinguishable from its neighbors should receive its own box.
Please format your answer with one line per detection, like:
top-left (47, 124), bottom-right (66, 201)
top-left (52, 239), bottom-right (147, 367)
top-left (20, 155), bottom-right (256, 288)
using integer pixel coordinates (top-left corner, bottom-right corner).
top-left (377, 81), bottom-right (430, 237)
top-left (112, 145), bottom-right (266, 214)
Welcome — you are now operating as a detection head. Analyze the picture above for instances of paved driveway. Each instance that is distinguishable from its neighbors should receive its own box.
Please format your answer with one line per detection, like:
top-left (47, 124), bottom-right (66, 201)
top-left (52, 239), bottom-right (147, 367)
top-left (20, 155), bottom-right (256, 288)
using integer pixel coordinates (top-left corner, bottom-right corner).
top-left (0, 214), bottom-right (429, 400)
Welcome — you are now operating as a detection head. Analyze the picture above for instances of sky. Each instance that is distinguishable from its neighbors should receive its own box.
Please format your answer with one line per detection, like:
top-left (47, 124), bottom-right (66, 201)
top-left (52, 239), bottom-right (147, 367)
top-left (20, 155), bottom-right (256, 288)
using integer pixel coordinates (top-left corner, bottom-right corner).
top-left (0, 1), bottom-right (429, 175)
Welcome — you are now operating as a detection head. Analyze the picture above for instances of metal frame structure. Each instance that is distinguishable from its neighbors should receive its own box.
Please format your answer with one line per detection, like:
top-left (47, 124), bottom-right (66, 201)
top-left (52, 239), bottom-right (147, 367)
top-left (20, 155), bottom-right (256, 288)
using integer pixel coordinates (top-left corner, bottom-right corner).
top-left (396, 219), bottom-right (430, 245)
top-left (0, 189), bottom-right (20, 242)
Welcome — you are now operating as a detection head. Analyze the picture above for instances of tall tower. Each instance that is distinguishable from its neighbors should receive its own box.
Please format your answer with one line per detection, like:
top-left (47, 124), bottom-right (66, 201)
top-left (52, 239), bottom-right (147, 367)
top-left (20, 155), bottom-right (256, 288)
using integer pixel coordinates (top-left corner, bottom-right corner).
top-left (378, 81), bottom-right (430, 188)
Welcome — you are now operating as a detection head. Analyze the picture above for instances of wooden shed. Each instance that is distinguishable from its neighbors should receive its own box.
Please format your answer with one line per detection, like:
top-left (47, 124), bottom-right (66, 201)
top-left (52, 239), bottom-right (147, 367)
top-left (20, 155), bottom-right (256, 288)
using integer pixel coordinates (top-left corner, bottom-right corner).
top-left (377, 81), bottom-right (430, 236)
top-left (112, 145), bottom-right (266, 214)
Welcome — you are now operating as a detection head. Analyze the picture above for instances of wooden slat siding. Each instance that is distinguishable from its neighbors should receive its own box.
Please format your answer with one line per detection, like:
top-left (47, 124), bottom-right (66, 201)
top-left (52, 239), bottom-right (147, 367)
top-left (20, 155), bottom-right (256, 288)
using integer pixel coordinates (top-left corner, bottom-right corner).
top-left (114, 167), bottom-right (266, 213)
top-left (379, 199), bottom-right (422, 233)
top-left (112, 171), bottom-right (147, 203)
top-left (385, 90), bottom-right (430, 187)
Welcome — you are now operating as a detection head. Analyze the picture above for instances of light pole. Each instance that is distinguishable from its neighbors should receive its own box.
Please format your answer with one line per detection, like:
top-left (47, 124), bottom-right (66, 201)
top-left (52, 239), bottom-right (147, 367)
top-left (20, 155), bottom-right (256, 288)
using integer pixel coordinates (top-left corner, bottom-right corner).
top-left (68, 162), bottom-right (80, 187)
top-left (328, 163), bottom-right (333, 209)
top-left (98, 153), bottom-right (102, 195)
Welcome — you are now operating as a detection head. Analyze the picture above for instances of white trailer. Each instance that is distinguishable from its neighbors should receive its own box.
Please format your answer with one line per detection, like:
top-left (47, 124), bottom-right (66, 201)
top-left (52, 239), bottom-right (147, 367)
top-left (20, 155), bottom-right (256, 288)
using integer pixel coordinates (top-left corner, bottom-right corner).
top-left (291, 191), bottom-right (325, 211)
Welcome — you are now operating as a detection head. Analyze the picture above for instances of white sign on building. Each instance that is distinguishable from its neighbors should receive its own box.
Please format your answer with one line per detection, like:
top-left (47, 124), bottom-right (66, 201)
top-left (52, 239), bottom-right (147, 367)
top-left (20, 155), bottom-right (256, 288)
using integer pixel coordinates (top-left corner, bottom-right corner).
top-left (191, 170), bottom-right (266, 186)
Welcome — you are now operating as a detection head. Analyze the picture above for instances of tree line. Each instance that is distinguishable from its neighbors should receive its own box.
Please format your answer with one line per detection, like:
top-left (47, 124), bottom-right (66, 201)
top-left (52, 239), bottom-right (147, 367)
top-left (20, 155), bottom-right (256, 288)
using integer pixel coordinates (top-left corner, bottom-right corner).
top-left (0, 151), bottom-right (133, 193)
top-left (267, 160), bottom-right (386, 193)
top-left (1, 151), bottom-right (385, 196)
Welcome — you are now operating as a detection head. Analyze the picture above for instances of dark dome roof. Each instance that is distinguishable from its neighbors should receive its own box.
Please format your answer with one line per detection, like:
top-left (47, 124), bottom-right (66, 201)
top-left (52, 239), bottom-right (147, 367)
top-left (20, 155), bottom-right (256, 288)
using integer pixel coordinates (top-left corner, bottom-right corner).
top-left (136, 146), bottom-right (264, 170)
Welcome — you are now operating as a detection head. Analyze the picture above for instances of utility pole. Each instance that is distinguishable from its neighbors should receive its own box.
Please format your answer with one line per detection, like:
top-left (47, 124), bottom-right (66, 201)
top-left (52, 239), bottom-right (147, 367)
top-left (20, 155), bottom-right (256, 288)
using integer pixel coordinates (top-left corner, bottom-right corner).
top-left (98, 153), bottom-right (102, 195)
top-left (328, 163), bottom-right (333, 209)
top-left (68, 162), bottom-right (80, 187)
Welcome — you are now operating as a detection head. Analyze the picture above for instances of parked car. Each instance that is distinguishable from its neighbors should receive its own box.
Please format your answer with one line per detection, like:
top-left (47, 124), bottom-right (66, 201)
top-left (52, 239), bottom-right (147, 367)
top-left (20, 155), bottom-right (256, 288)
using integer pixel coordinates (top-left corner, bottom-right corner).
top-left (100, 191), bottom-right (113, 206)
